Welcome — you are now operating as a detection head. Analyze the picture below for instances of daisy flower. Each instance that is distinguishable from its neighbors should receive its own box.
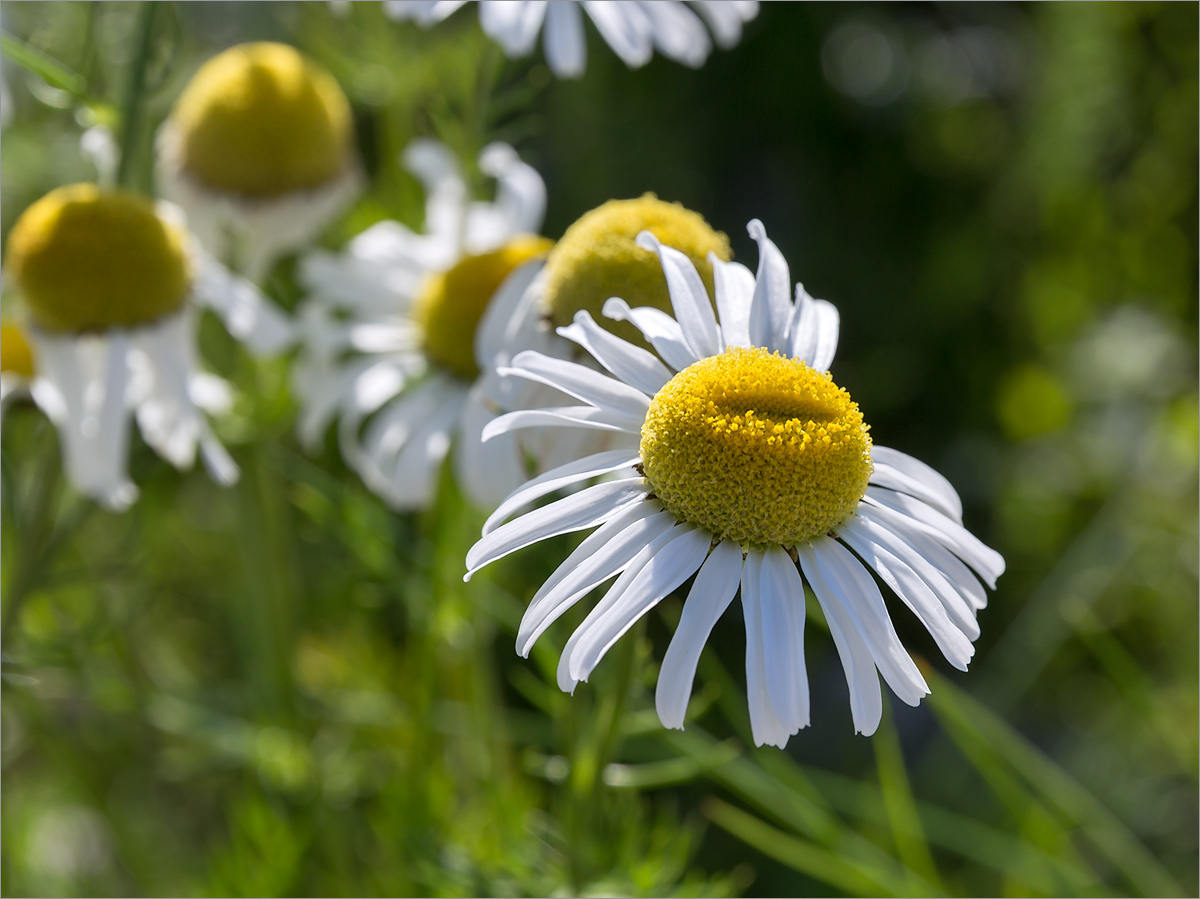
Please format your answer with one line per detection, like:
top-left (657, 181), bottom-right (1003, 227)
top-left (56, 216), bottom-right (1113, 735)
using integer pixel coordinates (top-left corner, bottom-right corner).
top-left (294, 138), bottom-right (553, 510)
top-left (1, 322), bottom-right (35, 415)
top-left (388, 0), bottom-right (759, 78)
top-left (2, 183), bottom-right (292, 510)
top-left (157, 42), bottom-right (361, 282)
top-left (467, 221), bottom-right (1005, 746)
top-left (503, 193), bottom-right (736, 471)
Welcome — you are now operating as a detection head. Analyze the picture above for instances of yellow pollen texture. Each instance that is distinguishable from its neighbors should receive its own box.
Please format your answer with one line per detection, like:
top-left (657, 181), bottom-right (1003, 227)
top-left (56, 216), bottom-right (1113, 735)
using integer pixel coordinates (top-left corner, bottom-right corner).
top-left (171, 42), bottom-right (353, 198)
top-left (1, 324), bottom-right (35, 378)
top-left (5, 185), bottom-right (192, 334)
top-left (640, 347), bottom-right (873, 547)
top-left (415, 235), bottom-right (554, 381)
top-left (541, 195), bottom-right (731, 347)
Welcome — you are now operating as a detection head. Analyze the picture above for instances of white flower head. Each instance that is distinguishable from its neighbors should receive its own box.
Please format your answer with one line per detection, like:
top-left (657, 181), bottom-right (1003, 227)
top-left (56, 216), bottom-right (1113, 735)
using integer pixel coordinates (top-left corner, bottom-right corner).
top-left (388, 0), bottom-right (759, 78)
top-left (157, 42), bottom-right (362, 282)
top-left (294, 138), bottom-right (554, 511)
top-left (468, 220), bottom-right (1005, 746)
top-left (3, 183), bottom-right (293, 510)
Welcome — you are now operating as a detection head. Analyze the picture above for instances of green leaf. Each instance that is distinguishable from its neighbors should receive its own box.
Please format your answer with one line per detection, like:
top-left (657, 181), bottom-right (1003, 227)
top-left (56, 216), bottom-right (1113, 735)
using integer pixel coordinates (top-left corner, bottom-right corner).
top-left (0, 32), bottom-right (87, 97)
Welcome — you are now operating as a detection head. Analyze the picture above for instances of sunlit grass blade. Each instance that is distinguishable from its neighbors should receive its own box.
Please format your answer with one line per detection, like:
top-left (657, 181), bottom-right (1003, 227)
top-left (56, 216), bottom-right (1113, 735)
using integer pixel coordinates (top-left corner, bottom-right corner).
top-left (0, 32), bottom-right (87, 96)
top-left (873, 704), bottom-right (943, 894)
top-left (927, 670), bottom-right (1185, 898)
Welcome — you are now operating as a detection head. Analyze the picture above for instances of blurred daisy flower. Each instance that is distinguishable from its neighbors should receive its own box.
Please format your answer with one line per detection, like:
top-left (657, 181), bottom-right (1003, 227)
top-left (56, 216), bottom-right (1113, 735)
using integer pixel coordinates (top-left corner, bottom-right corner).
top-left (158, 42), bottom-right (361, 282)
top-left (503, 193), bottom-right (734, 470)
top-left (1, 322), bottom-right (36, 414)
top-left (388, 0), bottom-right (759, 78)
top-left (467, 221), bottom-right (1004, 746)
top-left (294, 138), bottom-right (553, 510)
top-left (2, 183), bottom-right (292, 510)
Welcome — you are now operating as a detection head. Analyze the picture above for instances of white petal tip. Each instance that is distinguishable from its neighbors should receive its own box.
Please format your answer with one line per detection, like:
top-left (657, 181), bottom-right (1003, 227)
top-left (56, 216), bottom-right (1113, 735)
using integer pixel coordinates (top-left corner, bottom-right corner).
top-left (601, 297), bottom-right (630, 320)
top-left (746, 218), bottom-right (766, 240)
top-left (635, 231), bottom-right (661, 252)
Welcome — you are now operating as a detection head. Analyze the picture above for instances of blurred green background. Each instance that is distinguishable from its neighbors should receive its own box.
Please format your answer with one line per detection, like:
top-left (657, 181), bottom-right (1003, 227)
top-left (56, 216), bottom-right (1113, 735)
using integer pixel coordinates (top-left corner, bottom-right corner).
top-left (2, 2), bottom-right (1196, 896)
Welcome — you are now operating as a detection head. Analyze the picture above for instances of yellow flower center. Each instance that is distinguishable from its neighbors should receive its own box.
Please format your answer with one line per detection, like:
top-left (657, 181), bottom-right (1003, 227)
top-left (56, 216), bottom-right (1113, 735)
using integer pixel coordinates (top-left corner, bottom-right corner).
top-left (1, 324), bottom-right (35, 378)
top-left (640, 347), bottom-right (873, 547)
top-left (414, 236), bottom-right (554, 381)
top-left (171, 42), bottom-right (353, 198)
top-left (541, 195), bottom-right (731, 347)
top-left (5, 185), bottom-right (192, 333)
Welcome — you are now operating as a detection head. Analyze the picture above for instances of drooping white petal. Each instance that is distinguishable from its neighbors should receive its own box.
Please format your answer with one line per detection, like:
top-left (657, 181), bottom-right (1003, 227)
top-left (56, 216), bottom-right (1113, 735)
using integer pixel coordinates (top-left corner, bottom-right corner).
top-left (711, 255), bottom-right (755, 349)
top-left (567, 525), bottom-right (711, 686)
top-left (403, 138), bottom-right (468, 258)
top-left (602, 297), bottom-right (699, 372)
top-left (863, 486), bottom-right (1005, 587)
top-left (518, 504), bottom-right (674, 656)
top-left (475, 258), bottom-right (546, 369)
top-left (543, 0), bottom-right (588, 77)
top-left (636, 231), bottom-right (721, 360)
top-left (656, 538), bottom-right (743, 729)
top-left (746, 219), bottom-right (792, 354)
top-left (466, 478), bottom-right (651, 578)
top-left (483, 449), bottom-right (641, 534)
top-left (501, 350), bottom-right (651, 421)
top-left (193, 253), bottom-right (294, 355)
top-left (690, 0), bottom-right (759, 48)
top-left (478, 0), bottom-right (547, 55)
top-left (453, 376), bottom-right (530, 511)
top-left (800, 537), bottom-right (929, 707)
top-left (638, 0), bottom-right (711, 67)
top-left (787, 286), bottom-right (839, 372)
top-left (836, 517), bottom-right (975, 671)
top-left (582, 0), bottom-right (654, 68)
top-left (797, 540), bottom-right (884, 734)
top-left (558, 311), bottom-right (673, 397)
top-left (869, 445), bottom-right (964, 523)
top-left (741, 549), bottom-right (793, 748)
top-left (482, 404), bottom-right (642, 442)
top-left (753, 546), bottom-right (810, 734)
top-left (854, 507), bottom-right (981, 641)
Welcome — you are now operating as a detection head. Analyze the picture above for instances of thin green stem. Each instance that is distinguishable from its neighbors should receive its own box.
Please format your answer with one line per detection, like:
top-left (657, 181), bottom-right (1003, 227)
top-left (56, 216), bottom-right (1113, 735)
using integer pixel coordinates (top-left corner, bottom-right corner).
top-left (115, 1), bottom-right (159, 190)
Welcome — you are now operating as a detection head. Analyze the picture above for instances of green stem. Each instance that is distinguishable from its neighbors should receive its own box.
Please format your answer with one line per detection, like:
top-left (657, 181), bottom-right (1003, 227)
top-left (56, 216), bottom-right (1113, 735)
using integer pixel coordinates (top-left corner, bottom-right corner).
top-left (115, 1), bottom-right (159, 190)
top-left (1, 446), bottom-right (62, 647)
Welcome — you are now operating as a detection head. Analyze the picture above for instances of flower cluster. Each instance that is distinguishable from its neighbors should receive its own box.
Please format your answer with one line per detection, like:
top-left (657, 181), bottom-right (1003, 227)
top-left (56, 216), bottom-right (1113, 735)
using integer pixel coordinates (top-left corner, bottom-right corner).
top-left (1, 11), bottom-right (1002, 749)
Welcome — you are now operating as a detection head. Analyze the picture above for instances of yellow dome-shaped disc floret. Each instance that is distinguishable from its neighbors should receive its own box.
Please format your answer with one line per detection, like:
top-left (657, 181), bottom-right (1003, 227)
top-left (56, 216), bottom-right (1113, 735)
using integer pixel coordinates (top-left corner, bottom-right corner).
top-left (171, 42), bottom-right (353, 198)
top-left (5, 185), bottom-right (192, 333)
top-left (1, 323), bottom-right (35, 378)
top-left (415, 236), bottom-right (554, 381)
top-left (542, 195), bottom-right (731, 346)
top-left (641, 347), bottom-right (873, 547)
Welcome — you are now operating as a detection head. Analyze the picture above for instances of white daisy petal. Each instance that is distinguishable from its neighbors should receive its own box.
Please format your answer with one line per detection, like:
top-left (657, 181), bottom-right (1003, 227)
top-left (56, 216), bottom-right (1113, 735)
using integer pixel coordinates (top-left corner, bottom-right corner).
top-left (518, 505), bottom-right (674, 656)
top-left (690, 0), bottom-right (758, 48)
top-left (636, 231), bottom-right (721, 359)
top-left (483, 449), bottom-right (641, 535)
top-left (837, 517), bottom-right (975, 671)
top-left (787, 286), bottom-right (840, 372)
top-left (602, 297), bottom-right (700, 372)
top-left (482, 405), bottom-right (642, 442)
top-left (755, 546), bottom-right (810, 733)
top-left (475, 258), bottom-right (546, 368)
top-left (869, 445), bottom-right (964, 523)
top-left (855, 507), bottom-right (981, 641)
top-left (567, 525), bottom-right (711, 685)
top-left (544, 0), bottom-right (588, 77)
top-left (797, 540), bottom-right (884, 734)
top-left (465, 479), bottom-right (651, 579)
top-left (454, 377), bottom-right (530, 510)
top-left (711, 255), bottom-right (755, 349)
top-left (746, 219), bottom-right (792, 354)
top-left (741, 550), bottom-right (792, 748)
top-left (638, 0), bottom-right (711, 67)
top-left (192, 252), bottom-right (295, 355)
top-left (863, 486), bottom-right (1005, 587)
top-left (656, 538), bottom-right (743, 729)
top-left (558, 311), bottom-right (673, 397)
top-left (502, 350), bottom-right (651, 418)
top-left (801, 538), bottom-right (928, 707)
top-left (478, 0), bottom-right (547, 55)
top-left (582, 0), bottom-right (654, 68)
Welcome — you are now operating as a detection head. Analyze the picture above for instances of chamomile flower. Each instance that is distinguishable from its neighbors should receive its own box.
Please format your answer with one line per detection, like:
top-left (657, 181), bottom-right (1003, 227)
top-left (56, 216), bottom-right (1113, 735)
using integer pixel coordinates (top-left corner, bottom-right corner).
top-left (1, 322), bottom-right (35, 414)
top-left (467, 221), bottom-right (1005, 746)
top-left (294, 138), bottom-right (553, 510)
top-left (388, 1), bottom-right (759, 78)
top-left (158, 42), bottom-right (361, 282)
top-left (3, 183), bottom-right (292, 510)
